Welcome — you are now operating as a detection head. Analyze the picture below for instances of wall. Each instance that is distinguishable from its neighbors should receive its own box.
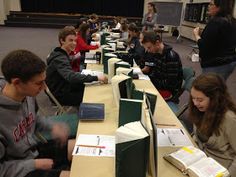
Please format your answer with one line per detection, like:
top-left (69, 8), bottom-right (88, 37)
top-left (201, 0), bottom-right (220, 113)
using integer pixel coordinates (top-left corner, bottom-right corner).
top-left (143, 0), bottom-right (236, 40)
top-left (0, 0), bottom-right (21, 25)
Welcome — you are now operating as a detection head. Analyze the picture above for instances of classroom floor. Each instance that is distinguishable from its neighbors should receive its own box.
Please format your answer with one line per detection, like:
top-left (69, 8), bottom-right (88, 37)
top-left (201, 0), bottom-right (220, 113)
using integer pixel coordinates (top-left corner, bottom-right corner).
top-left (1, 26), bottom-right (236, 133)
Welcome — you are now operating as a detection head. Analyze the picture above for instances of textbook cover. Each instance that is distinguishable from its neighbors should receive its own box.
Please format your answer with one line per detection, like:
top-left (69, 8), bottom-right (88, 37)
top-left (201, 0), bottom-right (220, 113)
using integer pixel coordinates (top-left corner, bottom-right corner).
top-left (78, 103), bottom-right (105, 121)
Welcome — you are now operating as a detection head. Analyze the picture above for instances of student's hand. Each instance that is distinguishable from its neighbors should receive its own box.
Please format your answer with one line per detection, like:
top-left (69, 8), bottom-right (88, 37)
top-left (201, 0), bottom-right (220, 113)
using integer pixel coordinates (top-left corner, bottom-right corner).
top-left (34, 159), bottom-right (54, 170)
top-left (51, 123), bottom-right (69, 146)
top-left (98, 75), bottom-right (108, 84)
top-left (193, 27), bottom-right (201, 41)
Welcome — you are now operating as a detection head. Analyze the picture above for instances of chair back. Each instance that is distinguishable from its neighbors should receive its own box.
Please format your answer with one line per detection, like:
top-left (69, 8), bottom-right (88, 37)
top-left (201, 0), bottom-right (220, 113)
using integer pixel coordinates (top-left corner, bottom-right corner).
top-left (45, 86), bottom-right (67, 115)
top-left (182, 67), bottom-right (195, 92)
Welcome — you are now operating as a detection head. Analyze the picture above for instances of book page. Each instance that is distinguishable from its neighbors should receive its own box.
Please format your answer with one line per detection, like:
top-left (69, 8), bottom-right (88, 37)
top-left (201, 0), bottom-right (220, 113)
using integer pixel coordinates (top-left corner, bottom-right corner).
top-left (157, 128), bottom-right (193, 147)
top-left (116, 121), bottom-right (149, 144)
top-left (72, 134), bottom-right (115, 157)
top-left (187, 157), bottom-right (229, 177)
top-left (168, 146), bottom-right (207, 169)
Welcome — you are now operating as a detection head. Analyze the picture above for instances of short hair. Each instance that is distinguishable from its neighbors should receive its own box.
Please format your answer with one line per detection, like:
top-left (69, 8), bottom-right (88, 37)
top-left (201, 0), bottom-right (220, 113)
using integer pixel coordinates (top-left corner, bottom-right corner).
top-left (141, 31), bottom-right (161, 44)
top-left (89, 13), bottom-right (98, 20)
top-left (1, 49), bottom-right (46, 83)
top-left (58, 26), bottom-right (76, 45)
top-left (128, 23), bottom-right (139, 33)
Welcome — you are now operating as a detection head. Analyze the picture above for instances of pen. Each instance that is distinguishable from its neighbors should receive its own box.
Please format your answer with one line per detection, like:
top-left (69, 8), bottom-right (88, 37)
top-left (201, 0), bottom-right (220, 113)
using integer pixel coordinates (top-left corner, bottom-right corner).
top-left (167, 136), bottom-right (175, 146)
top-left (180, 129), bottom-right (184, 135)
top-left (77, 144), bottom-right (106, 149)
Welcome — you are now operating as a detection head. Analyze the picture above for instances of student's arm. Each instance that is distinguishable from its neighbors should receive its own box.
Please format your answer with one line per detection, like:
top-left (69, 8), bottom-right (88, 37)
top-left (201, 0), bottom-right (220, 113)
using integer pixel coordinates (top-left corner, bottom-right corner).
top-left (0, 140), bottom-right (35, 177)
top-left (141, 66), bottom-right (150, 74)
top-left (75, 35), bottom-right (98, 53)
top-left (164, 51), bottom-right (183, 94)
top-left (226, 116), bottom-right (236, 176)
top-left (144, 13), bottom-right (157, 27)
top-left (141, 14), bottom-right (146, 25)
top-left (53, 56), bottom-right (99, 83)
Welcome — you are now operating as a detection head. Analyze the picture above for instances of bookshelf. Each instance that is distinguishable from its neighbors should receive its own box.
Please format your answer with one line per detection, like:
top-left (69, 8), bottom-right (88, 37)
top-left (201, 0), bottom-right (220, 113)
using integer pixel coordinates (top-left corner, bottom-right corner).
top-left (184, 3), bottom-right (209, 24)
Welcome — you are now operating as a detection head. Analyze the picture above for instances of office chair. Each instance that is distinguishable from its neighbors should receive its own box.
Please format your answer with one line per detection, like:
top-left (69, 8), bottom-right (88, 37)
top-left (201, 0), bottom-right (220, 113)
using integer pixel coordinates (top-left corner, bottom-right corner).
top-left (167, 67), bottom-right (195, 118)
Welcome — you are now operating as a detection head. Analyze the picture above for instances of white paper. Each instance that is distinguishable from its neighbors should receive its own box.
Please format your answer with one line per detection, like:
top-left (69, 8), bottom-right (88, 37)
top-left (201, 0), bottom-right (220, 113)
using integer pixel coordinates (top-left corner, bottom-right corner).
top-left (72, 134), bottom-right (115, 157)
top-left (81, 69), bottom-right (103, 77)
top-left (157, 128), bottom-right (193, 147)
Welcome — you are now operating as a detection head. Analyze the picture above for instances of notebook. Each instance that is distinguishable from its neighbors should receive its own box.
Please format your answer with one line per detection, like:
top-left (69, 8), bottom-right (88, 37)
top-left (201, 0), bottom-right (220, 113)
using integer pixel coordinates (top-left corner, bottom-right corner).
top-left (78, 103), bottom-right (105, 121)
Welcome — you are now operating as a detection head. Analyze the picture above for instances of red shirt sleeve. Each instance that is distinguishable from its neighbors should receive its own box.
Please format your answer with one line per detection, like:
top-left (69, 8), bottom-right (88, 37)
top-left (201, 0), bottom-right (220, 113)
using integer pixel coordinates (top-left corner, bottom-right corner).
top-left (74, 34), bottom-right (98, 54)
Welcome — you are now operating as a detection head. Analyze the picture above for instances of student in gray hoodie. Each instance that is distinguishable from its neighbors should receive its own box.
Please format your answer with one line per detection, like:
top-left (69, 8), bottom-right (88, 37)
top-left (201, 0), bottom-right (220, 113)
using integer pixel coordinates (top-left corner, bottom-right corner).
top-left (0, 50), bottom-right (75, 177)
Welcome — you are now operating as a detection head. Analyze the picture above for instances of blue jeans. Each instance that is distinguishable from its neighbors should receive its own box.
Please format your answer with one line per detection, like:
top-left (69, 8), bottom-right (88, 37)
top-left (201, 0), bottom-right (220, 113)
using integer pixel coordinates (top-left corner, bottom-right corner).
top-left (202, 61), bottom-right (236, 80)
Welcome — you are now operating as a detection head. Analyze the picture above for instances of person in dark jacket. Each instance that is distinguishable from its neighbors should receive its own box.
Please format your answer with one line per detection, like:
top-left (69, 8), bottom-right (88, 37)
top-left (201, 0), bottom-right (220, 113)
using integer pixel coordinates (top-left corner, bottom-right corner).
top-left (140, 31), bottom-right (183, 101)
top-left (193, 0), bottom-right (236, 80)
top-left (46, 26), bottom-right (107, 106)
top-left (127, 23), bottom-right (145, 66)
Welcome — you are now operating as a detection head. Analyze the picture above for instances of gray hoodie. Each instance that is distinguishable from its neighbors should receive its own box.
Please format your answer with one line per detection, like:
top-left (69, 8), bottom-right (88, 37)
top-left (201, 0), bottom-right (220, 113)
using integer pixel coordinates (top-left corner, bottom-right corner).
top-left (0, 78), bottom-right (53, 177)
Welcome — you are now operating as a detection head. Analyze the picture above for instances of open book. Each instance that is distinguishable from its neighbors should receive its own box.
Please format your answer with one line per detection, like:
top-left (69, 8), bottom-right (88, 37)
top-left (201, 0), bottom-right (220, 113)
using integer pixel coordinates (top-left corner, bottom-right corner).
top-left (164, 146), bottom-right (230, 177)
top-left (116, 121), bottom-right (150, 177)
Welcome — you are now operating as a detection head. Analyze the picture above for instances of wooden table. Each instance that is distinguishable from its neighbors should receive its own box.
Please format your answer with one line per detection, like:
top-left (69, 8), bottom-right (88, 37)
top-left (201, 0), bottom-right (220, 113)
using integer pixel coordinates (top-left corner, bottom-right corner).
top-left (70, 64), bottom-right (189, 177)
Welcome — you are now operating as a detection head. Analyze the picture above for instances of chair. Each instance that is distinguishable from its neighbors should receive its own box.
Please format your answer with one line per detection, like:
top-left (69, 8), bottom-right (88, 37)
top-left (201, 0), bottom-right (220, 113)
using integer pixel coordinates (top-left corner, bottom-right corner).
top-left (167, 67), bottom-right (195, 118)
top-left (187, 44), bottom-right (199, 61)
top-left (44, 85), bottom-right (72, 115)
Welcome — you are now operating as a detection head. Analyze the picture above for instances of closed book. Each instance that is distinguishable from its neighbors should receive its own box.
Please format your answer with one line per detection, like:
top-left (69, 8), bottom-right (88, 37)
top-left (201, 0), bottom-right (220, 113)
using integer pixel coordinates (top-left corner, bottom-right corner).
top-left (116, 121), bottom-right (150, 177)
top-left (111, 74), bottom-right (132, 107)
top-left (103, 53), bottom-right (117, 74)
top-left (118, 98), bottom-right (143, 127)
top-left (108, 58), bottom-right (122, 83)
top-left (78, 103), bottom-right (105, 121)
top-left (114, 61), bottom-right (131, 75)
top-left (132, 89), bottom-right (157, 115)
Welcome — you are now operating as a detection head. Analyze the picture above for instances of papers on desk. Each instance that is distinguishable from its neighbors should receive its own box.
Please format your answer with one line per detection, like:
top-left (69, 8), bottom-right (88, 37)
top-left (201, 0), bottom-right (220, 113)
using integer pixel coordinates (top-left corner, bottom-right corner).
top-left (132, 67), bottom-right (150, 80)
top-left (73, 134), bottom-right (115, 157)
top-left (157, 128), bottom-right (193, 147)
top-left (81, 69), bottom-right (103, 77)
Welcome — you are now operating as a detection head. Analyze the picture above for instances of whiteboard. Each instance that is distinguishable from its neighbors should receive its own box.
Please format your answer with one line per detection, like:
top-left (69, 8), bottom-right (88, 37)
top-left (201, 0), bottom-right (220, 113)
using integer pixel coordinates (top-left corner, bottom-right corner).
top-left (153, 1), bottom-right (183, 26)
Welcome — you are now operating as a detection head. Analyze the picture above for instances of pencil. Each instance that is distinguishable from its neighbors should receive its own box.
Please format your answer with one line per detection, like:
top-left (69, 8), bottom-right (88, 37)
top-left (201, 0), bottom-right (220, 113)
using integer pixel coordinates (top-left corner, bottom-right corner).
top-left (77, 144), bottom-right (106, 149)
top-left (156, 123), bottom-right (177, 126)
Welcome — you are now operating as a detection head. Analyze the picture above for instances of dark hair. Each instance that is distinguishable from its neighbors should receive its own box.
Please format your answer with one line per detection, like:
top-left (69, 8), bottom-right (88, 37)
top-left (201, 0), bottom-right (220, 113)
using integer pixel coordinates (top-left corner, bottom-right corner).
top-left (121, 23), bottom-right (128, 32)
top-left (78, 23), bottom-right (90, 41)
top-left (141, 31), bottom-right (161, 44)
top-left (89, 13), bottom-right (98, 20)
top-left (148, 2), bottom-right (157, 13)
top-left (1, 50), bottom-right (46, 83)
top-left (214, 0), bottom-right (235, 19)
top-left (128, 23), bottom-right (139, 33)
top-left (58, 26), bottom-right (76, 45)
top-left (189, 73), bottom-right (236, 136)
top-left (75, 18), bottom-right (87, 29)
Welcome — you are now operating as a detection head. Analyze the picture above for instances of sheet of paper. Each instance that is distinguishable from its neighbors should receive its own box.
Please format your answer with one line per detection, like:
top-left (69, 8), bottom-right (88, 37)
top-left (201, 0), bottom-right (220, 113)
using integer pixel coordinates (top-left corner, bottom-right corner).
top-left (85, 59), bottom-right (97, 64)
top-left (81, 69), bottom-right (103, 77)
top-left (157, 128), bottom-right (193, 147)
top-left (72, 134), bottom-right (115, 157)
